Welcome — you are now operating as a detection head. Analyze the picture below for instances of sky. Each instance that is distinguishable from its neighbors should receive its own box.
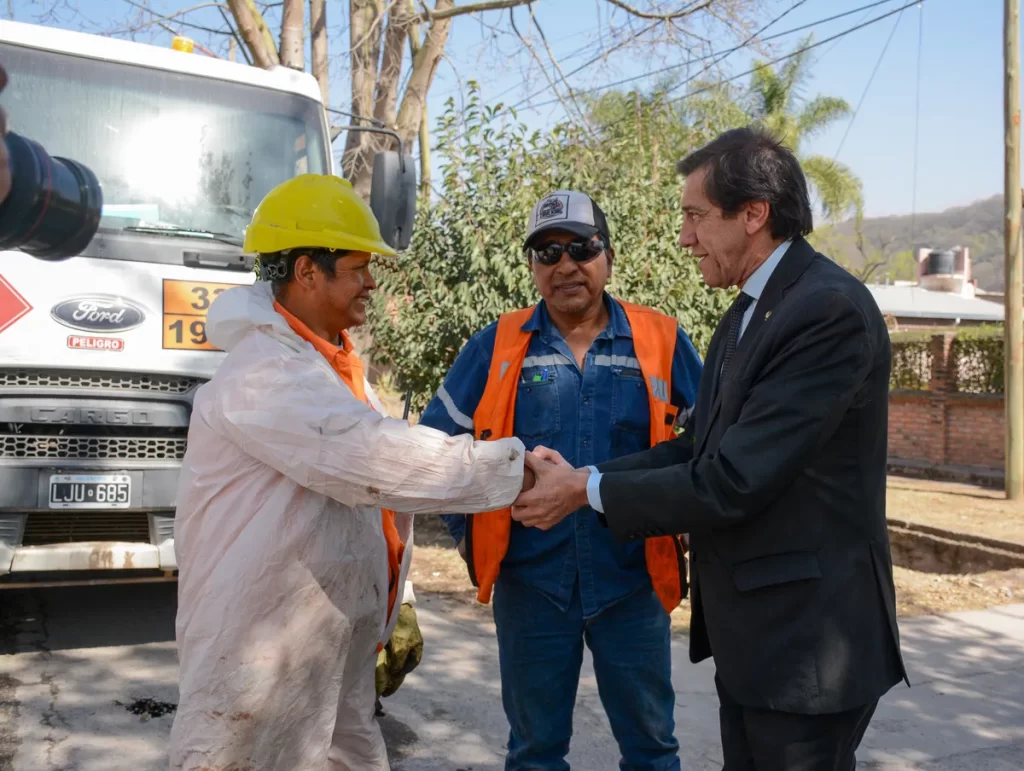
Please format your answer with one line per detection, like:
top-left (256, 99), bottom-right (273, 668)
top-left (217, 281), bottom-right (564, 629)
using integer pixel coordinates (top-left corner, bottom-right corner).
top-left (1, 0), bottom-right (1009, 219)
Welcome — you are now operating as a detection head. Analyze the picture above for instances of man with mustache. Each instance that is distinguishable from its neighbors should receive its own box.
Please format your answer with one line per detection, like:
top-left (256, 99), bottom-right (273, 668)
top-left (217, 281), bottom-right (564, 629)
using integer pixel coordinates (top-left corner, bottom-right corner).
top-left (419, 190), bottom-right (704, 771)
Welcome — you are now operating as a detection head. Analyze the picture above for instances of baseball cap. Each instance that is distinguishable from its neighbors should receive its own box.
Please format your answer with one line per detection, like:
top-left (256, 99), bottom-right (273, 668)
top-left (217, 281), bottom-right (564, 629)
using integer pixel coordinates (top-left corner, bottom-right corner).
top-left (524, 190), bottom-right (611, 249)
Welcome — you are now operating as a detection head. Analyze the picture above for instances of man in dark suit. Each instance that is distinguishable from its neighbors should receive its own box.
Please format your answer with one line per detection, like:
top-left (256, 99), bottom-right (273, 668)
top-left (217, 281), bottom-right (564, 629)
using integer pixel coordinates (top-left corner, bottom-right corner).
top-left (512, 126), bottom-right (909, 771)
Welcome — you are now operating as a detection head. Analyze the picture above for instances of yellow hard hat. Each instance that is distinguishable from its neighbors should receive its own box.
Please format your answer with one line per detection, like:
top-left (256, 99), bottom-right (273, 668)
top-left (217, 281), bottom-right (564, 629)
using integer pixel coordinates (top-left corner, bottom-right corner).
top-left (243, 174), bottom-right (397, 257)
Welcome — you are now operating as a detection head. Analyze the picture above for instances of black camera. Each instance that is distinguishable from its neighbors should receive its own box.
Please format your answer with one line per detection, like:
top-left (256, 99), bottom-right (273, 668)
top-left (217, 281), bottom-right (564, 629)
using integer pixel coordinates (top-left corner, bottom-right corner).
top-left (0, 132), bottom-right (103, 260)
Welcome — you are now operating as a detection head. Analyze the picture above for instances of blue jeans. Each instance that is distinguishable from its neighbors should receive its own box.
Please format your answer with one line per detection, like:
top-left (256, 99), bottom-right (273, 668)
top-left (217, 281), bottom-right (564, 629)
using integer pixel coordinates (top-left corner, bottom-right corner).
top-left (493, 576), bottom-right (680, 771)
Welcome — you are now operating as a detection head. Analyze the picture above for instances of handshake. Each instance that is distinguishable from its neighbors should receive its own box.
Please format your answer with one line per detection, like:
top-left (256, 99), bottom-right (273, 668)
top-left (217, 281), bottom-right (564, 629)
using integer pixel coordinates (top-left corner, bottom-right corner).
top-left (513, 446), bottom-right (593, 530)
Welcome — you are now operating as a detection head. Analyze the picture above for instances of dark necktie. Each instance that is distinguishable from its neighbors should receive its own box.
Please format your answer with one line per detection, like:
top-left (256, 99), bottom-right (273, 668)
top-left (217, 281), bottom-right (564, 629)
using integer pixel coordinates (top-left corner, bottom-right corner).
top-left (720, 292), bottom-right (753, 377)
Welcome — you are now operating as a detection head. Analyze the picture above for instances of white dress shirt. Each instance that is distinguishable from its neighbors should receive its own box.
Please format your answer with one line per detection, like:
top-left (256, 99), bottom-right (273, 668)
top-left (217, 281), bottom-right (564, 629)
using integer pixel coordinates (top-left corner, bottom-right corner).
top-left (586, 240), bottom-right (793, 513)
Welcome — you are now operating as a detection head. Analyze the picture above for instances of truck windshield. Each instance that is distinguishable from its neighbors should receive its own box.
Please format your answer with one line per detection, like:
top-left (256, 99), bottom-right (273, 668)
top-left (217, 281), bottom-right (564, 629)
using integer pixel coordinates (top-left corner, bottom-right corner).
top-left (0, 42), bottom-right (329, 244)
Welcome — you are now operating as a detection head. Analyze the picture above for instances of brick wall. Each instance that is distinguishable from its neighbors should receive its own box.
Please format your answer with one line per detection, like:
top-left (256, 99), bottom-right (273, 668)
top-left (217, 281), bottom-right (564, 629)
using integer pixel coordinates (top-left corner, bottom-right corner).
top-left (889, 391), bottom-right (1004, 470)
top-left (888, 332), bottom-right (1005, 473)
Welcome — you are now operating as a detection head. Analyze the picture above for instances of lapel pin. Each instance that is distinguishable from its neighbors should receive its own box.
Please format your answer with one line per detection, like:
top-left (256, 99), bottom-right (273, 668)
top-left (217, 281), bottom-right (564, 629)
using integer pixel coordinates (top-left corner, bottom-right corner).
top-left (764, 310), bottom-right (772, 320)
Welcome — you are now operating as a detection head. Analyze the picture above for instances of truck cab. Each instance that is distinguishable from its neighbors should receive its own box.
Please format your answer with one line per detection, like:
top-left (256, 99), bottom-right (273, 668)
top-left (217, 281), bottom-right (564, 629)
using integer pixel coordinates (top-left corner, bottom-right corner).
top-left (0, 20), bottom-right (333, 584)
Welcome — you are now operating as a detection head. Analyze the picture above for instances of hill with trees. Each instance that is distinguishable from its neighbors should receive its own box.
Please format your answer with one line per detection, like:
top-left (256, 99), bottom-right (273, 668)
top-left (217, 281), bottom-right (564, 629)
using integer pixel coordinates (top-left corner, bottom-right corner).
top-left (813, 196), bottom-right (1004, 289)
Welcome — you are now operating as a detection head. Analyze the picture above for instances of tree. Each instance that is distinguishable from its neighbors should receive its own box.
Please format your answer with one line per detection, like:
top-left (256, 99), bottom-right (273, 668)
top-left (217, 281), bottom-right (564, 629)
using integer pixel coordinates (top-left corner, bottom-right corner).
top-left (25, 0), bottom-right (771, 199)
top-left (746, 36), bottom-right (862, 222)
top-left (229, 0), bottom-right (768, 197)
top-left (366, 83), bottom-right (741, 409)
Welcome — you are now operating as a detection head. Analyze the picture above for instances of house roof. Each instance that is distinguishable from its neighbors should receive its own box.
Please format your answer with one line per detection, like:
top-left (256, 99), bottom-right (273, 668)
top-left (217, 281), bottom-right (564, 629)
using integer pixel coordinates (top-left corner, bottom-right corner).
top-left (865, 284), bottom-right (1004, 323)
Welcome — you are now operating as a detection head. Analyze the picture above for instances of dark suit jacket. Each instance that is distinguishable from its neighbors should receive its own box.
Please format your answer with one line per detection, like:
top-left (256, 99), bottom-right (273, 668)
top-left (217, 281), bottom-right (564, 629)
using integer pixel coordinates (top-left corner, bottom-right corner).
top-left (597, 237), bottom-right (908, 715)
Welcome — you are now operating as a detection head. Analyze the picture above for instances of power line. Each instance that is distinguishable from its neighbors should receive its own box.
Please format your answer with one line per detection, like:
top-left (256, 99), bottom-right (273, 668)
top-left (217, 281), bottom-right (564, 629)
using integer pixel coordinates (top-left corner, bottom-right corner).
top-left (501, 20), bottom-right (661, 110)
top-left (433, 29), bottom-right (635, 104)
top-left (650, 0), bottom-right (814, 107)
top-left (512, 0), bottom-right (810, 113)
top-left (516, 0), bottom-right (903, 113)
top-left (910, 2), bottom-right (925, 248)
top-left (577, 0), bottom-right (928, 140)
top-left (659, 0), bottom-right (928, 111)
top-left (833, 1), bottom-right (907, 160)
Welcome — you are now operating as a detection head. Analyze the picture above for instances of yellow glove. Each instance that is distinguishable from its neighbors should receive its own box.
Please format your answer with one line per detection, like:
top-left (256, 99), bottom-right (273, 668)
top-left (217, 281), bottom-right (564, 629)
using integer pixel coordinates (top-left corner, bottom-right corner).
top-left (375, 603), bottom-right (424, 698)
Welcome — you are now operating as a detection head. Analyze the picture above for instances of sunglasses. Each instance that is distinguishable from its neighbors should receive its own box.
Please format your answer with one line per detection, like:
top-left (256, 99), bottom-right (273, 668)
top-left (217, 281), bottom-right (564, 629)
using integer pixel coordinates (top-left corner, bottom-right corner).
top-left (526, 238), bottom-right (607, 266)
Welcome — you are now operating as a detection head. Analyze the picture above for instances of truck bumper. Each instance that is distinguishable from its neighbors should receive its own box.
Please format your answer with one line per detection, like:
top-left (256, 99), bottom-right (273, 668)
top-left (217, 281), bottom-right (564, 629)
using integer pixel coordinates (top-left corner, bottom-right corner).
top-left (0, 526), bottom-right (177, 576)
top-left (6, 541), bottom-right (165, 572)
top-left (0, 465), bottom-right (179, 580)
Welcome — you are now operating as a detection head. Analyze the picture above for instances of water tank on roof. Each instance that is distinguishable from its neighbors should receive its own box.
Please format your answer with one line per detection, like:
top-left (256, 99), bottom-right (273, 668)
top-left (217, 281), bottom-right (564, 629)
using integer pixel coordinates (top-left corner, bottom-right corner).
top-left (918, 246), bottom-right (973, 296)
top-left (922, 249), bottom-right (957, 276)
top-left (921, 248), bottom-right (968, 277)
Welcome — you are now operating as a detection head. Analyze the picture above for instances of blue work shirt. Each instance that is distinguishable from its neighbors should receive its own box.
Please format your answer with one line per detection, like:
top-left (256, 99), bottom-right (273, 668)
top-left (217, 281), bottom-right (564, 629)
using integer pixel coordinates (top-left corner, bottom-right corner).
top-left (419, 294), bottom-right (703, 618)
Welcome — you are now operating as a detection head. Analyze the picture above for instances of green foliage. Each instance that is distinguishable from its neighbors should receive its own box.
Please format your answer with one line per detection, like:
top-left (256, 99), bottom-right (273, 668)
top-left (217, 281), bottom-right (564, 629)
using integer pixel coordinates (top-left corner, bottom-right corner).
top-left (366, 83), bottom-right (734, 409)
top-left (884, 250), bottom-right (919, 282)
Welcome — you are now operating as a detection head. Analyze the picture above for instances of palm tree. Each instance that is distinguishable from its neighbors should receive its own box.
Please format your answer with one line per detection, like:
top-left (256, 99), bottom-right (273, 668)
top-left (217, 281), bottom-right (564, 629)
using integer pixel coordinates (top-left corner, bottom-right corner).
top-left (748, 37), bottom-right (863, 222)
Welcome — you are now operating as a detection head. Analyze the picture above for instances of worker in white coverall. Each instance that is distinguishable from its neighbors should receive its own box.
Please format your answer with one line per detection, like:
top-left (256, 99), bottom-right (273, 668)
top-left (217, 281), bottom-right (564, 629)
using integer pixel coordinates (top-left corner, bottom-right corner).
top-left (169, 174), bottom-right (534, 771)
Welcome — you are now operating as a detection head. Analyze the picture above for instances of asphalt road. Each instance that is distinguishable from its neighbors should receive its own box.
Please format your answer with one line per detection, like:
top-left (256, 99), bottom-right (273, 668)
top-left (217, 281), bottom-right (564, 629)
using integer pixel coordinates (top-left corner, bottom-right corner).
top-left (1, 583), bottom-right (1023, 770)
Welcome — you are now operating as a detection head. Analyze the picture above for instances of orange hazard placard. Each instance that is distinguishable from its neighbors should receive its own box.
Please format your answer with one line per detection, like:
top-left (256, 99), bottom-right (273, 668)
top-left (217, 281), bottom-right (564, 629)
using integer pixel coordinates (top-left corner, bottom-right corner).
top-left (162, 280), bottom-right (238, 351)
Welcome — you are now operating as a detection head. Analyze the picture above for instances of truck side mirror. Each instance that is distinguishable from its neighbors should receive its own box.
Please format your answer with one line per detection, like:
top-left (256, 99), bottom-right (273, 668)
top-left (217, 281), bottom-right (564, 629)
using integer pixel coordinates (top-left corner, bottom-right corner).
top-left (369, 151), bottom-right (417, 252)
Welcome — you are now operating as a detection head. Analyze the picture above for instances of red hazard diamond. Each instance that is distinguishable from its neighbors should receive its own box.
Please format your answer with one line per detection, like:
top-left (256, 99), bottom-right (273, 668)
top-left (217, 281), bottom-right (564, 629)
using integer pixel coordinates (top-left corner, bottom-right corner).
top-left (0, 274), bottom-right (33, 334)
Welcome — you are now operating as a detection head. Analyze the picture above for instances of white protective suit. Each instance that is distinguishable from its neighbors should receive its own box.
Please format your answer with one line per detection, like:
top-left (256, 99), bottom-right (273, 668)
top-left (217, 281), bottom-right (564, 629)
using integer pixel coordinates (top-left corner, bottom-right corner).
top-left (169, 282), bottom-right (525, 771)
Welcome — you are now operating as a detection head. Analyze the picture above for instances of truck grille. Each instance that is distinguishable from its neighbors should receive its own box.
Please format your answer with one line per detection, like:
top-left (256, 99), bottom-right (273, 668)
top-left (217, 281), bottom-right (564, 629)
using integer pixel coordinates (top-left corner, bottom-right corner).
top-left (0, 434), bottom-right (187, 460)
top-left (22, 511), bottom-right (151, 546)
top-left (0, 369), bottom-right (204, 394)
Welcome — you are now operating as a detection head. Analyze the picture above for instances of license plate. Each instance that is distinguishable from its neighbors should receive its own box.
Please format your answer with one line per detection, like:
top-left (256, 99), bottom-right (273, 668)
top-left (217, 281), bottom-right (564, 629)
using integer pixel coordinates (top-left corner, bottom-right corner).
top-left (48, 474), bottom-right (131, 509)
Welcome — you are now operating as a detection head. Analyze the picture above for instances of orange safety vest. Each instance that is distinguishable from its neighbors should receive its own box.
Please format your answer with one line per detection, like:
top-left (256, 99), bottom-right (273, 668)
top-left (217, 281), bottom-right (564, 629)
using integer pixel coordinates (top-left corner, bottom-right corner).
top-left (465, 299), bottom-right (688, 614)
top-left (274, 301), bottom-right (404, 650)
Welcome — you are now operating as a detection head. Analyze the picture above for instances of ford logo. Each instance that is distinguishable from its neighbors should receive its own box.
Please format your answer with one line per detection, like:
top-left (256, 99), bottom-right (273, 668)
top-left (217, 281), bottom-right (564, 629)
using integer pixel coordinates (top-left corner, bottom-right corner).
top-left (51, 296), bottom-right (146, 332)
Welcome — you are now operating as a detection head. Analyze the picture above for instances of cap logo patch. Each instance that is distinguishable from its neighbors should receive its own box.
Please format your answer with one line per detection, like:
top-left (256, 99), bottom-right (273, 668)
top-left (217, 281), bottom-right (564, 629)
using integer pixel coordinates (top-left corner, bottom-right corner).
top-left (536, 195), bottom-right (568, 222)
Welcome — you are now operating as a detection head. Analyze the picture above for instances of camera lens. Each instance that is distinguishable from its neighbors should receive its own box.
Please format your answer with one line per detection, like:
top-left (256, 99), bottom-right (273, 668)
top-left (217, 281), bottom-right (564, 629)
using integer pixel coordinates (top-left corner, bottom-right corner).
top-left (0, 132), bottom-right (103, 260)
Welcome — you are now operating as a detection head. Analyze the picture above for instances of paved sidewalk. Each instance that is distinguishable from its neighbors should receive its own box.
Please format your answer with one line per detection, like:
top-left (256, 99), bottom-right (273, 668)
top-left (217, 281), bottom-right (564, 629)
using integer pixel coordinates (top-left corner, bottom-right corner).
top-left (1, 584), bottom-right (1022, 770)
top-left (382, 599), bottom-right (1024, 770)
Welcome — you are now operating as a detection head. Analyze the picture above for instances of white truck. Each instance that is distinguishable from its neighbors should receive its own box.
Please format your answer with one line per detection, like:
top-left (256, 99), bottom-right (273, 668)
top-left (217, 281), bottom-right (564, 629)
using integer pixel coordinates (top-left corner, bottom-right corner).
top-left (0, 20), bottom-right (414, 587)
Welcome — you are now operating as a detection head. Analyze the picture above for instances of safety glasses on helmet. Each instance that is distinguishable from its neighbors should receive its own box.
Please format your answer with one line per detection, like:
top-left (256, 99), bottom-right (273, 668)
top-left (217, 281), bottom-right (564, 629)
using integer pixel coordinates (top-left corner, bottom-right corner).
top-left (526, 238), bottom-right (607, 266)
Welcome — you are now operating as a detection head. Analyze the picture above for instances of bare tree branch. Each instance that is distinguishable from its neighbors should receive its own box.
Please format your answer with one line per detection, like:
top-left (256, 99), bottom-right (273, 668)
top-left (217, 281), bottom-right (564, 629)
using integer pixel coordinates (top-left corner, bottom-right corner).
top-left (135, 1), bottom-right (228, 26)
top-left (529, 7), bottom-right (592, 129)
top-left (343, 0), bottom-right (387, 185)
top-left (310, 0), bottom-right (329, 103)
top-left (507, 7), bottom-right (583, 123)
top-left (219, 5), bottom-right (253, 64)
top-left (279, 0), bottom-right (304, 69)
top-left (115, 0), bottom-right (235, 37)
top-left (227, 0), bottom-right (280, 66)
top-left (602, 0), bottom-right (713, 21)
top-left (390, 0), bottom-right (457, 163)
top-left (374, 2), bottom-right (414, 128)
top-left (407, 0), bottom-right (432, 193)
top-left (418, 0), bottom-right (533, 22)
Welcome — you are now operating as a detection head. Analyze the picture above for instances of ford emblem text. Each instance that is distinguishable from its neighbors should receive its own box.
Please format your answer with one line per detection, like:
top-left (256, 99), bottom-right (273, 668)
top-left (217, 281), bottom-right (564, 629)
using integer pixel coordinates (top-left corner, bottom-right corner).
top-left (51, 296), bottom-right (145, 332)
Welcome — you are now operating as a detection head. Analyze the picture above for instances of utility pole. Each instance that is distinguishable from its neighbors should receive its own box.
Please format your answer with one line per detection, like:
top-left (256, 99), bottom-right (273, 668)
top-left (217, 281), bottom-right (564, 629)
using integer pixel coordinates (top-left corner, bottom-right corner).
top-left (1005, 0), bottom-right (1023, 499)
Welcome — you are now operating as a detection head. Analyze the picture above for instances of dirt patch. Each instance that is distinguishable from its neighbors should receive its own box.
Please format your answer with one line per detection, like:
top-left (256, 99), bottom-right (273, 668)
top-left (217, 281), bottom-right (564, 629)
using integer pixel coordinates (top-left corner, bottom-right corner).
top-left (893, 565), bottom-right (1024, 616)
top-left (887, 477), bottom-right (1024, 547)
